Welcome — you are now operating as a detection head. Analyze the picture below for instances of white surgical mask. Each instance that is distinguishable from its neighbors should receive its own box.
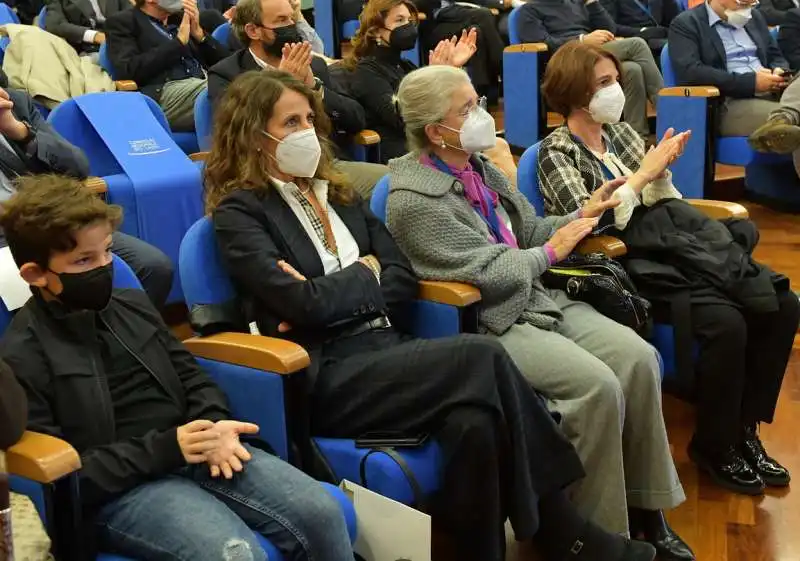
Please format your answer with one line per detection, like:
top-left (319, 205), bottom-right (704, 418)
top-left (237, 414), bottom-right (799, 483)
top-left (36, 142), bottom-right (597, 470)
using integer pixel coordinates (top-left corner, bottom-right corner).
top-left (442, 105), bottom-right (497, 154)
top-left (725, 7), bottom-right (752, 28)
top-left (587, 82), bottom-right (626, 124)
top-left (263, 128), bottom-right (322, 178)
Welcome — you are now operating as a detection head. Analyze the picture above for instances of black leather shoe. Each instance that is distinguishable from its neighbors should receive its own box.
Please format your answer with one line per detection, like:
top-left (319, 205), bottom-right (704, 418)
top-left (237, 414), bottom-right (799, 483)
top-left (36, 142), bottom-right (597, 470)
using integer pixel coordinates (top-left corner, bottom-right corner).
top-left (688, 439), bottom-right (765, 495)
top-left (630, 509), bottom-right (695, 561)
top-left (741, 425), bottom-right (791, 487)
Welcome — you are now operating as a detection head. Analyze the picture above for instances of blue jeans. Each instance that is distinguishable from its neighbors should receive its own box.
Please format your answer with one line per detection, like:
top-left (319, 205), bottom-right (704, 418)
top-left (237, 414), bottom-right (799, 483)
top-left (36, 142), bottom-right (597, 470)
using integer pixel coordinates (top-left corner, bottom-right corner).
top-left (95, 446), bottom-right (352, 561)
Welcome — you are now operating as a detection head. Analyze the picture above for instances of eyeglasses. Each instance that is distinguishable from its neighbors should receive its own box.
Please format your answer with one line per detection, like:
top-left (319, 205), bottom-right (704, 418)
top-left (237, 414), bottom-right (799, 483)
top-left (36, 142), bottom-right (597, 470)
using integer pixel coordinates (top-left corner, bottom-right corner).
top-left (457, 96), bottom-right (488, 118)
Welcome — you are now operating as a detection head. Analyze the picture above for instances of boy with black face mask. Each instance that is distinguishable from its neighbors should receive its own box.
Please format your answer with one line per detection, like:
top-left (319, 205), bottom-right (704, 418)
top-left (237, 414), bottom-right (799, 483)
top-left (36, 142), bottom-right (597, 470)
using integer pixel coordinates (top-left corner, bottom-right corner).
top-left (0, 175), bottom-right (355, 561)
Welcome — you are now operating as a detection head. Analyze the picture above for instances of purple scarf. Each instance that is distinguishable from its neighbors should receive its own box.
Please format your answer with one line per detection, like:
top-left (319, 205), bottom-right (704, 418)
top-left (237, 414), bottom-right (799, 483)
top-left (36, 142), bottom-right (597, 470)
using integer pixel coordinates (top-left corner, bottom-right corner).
top-left (422, 154), bottom-right (518, 247)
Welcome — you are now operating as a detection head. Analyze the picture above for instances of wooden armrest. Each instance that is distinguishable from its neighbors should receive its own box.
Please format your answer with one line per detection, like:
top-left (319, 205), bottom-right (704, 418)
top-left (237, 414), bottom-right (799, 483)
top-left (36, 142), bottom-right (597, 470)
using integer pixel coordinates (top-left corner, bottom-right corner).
top-left (658, 86), bottom-right (720, 98)
top-left (418, 280), bottom-right (481, 307)
top-left (189, 151), bottom-right (209, 162)
top-left (576, 235), bottom-right (627, 258)
top-left (114, 80), bottom-right (138, 91)
top-left (489, 7), bottom-right (499, 14)
top-left (503, 43), bottom-right (548, 53)
top-left (184, 332), bottom-right (310, 375)
top-left (354, 129), bottom-right (381, 145)
top-left (686, 199), bottom-right (749, 219)
top-left (6, 432), bottom-right (81, 484)
top-left (85, 176), bottom-right (107, 194)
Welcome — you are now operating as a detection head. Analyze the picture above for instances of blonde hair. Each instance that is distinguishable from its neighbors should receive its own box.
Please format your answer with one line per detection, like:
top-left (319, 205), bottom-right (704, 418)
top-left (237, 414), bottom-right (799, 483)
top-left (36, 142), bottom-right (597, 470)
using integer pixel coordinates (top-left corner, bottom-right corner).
top-left (204, 70), bottom-right (353, 212)
top-left (395, 65), bottom-right (472, 151)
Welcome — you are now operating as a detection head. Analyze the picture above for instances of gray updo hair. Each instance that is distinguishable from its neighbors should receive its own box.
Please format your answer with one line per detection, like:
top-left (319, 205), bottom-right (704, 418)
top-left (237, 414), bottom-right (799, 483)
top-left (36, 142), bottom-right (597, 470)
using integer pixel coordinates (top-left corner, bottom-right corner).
top-left (395, 65), bottom-right (473, 152)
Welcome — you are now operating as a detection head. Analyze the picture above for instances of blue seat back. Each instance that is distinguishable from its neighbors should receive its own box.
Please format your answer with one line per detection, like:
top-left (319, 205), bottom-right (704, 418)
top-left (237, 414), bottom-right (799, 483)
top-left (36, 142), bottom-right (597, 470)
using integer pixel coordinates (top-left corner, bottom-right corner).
top-left (504, 6), bottom-right (544, 148)
top-left (212, 22), bottom-right (231, 45)
top-left (660, 44), bottom-right (677, 87)
top-left (369, 175), bottom-right (390, 220)
top-left (179, 217), bottom-right (238, 310)
top-left (508, 5), bottom-right (521, 45)
top-left (194, 88), bottom-right (213, 151)
top-left (517, 142), bottom-right (546, 215)
top-left (98, 42), bottom-right (116, 78)
top-left (0, 3), bottom-right (20, 23)
top-left (36, 5), bottom-right (46, 28)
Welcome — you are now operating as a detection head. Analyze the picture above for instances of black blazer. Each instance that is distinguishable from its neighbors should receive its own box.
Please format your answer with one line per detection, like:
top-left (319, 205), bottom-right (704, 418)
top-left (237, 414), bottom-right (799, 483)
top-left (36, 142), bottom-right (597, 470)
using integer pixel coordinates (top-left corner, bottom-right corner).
top-left (207, 49), bottom-right (366, 138)
top-left (757, 0), bottom-right (797, 25)
top-left (212, 187), bottom-right (419, 382)
top-left (668, 5), bottom-right (787, 98)
top-left (44, 0), bottom-right (131, 52)
top-left (599, 0), bottom-right (679, 36)
top-left (778, 8), bottom-right (800, 70)
top-left (105, 8), bottom-right (229, 101)
top-left (0, 88), bottom-right (89, 180)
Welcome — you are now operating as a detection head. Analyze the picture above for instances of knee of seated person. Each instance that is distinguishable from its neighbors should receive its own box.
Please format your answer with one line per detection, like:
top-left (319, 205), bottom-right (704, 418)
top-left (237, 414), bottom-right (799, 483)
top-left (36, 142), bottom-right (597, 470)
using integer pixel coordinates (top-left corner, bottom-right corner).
top-left (625, 36), bottom-right (650, 51)
top-left (221, 538), bottom-right (266, 561)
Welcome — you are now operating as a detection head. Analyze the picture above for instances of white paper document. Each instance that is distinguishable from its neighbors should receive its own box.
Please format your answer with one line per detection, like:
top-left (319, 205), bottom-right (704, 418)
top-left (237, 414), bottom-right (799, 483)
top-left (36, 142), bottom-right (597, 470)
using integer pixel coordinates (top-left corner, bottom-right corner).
top-left (0, 246), bottom-right (31, 311)
top-left (340, 480), bottom-right (432, 561)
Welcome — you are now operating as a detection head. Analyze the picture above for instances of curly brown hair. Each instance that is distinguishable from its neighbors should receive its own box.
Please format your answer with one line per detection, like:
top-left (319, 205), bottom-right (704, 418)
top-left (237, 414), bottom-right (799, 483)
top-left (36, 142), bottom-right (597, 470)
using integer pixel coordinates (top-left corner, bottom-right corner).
top-left (0, 175), bottom-right (122, 268)
top-left (343, 0), bottom-right (418, 70)
top-left (204, 70), bottom-right (353, 212)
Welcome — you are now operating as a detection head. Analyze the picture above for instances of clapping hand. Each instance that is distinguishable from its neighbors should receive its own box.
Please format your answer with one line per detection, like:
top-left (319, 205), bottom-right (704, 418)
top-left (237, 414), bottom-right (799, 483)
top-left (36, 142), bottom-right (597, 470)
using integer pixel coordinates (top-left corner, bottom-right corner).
top-left (182, 0), bottom-right (204, 41)
top-left (633, 127), bottom-right (691, 187)
top-left (547, 218), bottom-right (600, 262)
top-left (0, 88), bottom-right (29, 141)
top-left (279, 42), bottom-right (315, 86)
top-left (205, 420), bottom-right (260, 479)
top-left (430, 28), bottom-right (478, 67)
top-left (581, 177), bottom-right (625, 219)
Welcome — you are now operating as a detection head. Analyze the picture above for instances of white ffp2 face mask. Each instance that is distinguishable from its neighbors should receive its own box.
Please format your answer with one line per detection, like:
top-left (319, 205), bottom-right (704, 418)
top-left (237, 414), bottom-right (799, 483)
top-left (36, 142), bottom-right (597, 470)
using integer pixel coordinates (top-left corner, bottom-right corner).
top-left (442, 105), bottom-right (497, 154)
top-left (263, 128), bottom-right (322, 178)
top-left (725, 7), bottom-right (753, 28)
top-left (587, 82), bottom-right (626, 125)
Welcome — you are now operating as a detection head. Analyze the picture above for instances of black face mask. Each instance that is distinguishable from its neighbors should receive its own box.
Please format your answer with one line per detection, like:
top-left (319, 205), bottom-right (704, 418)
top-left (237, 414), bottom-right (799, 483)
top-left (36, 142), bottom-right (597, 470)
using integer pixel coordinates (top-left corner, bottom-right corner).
top-left (264, 23), bottom-right (303, 57)
top-left (388, 22), bottom-right (418, 52)
top-left (49, 262), bottom-right (114, 311)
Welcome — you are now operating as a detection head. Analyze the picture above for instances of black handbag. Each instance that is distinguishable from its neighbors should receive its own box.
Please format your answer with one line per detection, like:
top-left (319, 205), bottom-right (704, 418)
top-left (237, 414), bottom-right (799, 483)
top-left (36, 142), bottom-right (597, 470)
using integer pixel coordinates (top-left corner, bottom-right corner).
top-left (542, 252), bottom-right (652, 333)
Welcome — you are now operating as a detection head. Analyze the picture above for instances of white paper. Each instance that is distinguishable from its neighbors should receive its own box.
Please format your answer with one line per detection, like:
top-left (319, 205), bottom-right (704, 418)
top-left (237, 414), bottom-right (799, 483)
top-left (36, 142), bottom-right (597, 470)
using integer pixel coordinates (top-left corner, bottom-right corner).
top-left (0, 246), bottom-right (31, 311)
top-left (340, 480), bottom-right (432, 561)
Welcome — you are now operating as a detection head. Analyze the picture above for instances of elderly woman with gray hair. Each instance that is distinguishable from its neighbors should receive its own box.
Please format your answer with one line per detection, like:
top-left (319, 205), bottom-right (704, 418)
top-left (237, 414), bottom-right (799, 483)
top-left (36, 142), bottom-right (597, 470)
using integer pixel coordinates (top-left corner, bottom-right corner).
top-left (385, 65), bottom-right (694, 561)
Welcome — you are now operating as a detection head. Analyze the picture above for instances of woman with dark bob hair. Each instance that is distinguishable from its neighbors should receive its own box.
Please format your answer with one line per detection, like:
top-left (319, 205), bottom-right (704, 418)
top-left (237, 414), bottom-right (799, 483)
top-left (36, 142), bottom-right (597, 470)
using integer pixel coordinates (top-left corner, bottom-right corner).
top-left (538, 41), bottom-right (798, 504)
top-left (204, 68), bottom-right (659, 561)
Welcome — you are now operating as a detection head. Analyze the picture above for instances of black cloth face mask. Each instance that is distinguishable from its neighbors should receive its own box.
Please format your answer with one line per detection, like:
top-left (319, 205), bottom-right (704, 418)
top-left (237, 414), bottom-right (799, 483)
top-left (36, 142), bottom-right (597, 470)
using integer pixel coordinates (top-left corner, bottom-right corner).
top-left (388, 22), bottom-right (418, 52)
top-left (264, 23), bottom-right (303, 57)
top-left (48, 262), bottom-right (114, 311)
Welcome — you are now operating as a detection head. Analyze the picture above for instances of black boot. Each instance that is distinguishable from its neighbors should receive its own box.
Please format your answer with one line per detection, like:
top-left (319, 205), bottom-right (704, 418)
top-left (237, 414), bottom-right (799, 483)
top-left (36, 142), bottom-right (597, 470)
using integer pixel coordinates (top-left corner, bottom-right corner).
top-left (629, 508), bottom-right (695, 561)
top-left (741, 424), bottom-right (791, 487)
top-left (688, 438), bottom-right (765, 495)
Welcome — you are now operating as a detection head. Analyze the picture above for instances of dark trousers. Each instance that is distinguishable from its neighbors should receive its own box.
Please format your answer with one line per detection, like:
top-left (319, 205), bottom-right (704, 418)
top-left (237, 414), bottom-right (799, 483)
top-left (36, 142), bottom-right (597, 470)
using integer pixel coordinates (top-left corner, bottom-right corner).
top-left (309, 330), bottom-right (584, 561)
top-left (691, 289), bottom-right (800, 450)
top-left (423, 6), bottom-right (505, 91)
top-left (112, 232), bottom-right (174, 309)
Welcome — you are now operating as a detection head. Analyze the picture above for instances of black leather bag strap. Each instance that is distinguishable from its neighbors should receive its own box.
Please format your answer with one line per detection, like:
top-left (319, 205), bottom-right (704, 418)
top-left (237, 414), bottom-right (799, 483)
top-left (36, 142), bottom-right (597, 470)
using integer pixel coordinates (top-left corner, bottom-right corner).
top-left (359, 447), bottom-right (427, 512)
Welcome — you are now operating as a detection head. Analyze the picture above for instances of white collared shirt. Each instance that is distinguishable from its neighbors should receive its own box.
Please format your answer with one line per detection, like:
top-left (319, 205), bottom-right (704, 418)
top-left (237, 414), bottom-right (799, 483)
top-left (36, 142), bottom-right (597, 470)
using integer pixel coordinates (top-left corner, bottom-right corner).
top-left (270, 177), bottom-right (360, 275)
top-left (250, 49), bottom-right (274, 70)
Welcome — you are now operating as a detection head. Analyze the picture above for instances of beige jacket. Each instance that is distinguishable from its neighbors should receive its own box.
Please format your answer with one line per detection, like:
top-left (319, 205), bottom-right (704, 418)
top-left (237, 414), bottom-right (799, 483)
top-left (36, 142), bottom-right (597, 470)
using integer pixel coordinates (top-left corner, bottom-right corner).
top-left (0, 24), bottom-right (115, 107)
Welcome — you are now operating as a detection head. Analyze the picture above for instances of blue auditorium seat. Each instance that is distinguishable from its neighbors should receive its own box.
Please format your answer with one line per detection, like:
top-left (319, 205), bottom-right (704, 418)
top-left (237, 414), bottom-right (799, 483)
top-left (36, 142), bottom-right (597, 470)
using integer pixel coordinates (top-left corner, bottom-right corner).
top-left (212, 20), bottom-right (231, 44)
top-left (194, 88), bottom-right (213, 151)
top-left (178, 215), bottom-right (483, 507)
top-left (6, 255), bottom-right (357, 561)
top-left (97, 43), bottom-right (200, 154)
top-left (36, 5), bottom-right (46, 28)
top-left (503, 6), bottom-right (548, 149)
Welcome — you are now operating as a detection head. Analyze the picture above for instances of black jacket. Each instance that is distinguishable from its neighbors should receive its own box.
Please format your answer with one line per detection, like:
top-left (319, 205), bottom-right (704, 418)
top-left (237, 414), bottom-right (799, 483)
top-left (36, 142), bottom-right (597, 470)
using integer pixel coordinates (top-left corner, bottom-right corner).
top-left (105, 8), bottom-right (229, 101)
top-left (516, 0), bottom-right (618, 51)
top-left (0, 88), bottom-right (90, 180)
top-left (0, 358), bottom-right (27, 449)
top-left (0, 289), bottom-right (230, 511)
top-left (778, 8), bottom-right (800, 70)
top-left (212, 187), bottom-right (419, 383)
top-left (599, 0), bottom-right (678, 38)
top-left (349, 46), bottom-right (416, 163)
top-left (668, 5), bottom-right (787, 98)
top-left (45, 0), bottom-right (131, 52)
top-left (621, 199), bottom-right (787, 312)
top-left (207, 49), bottom-right (366, 141)
top-left (758, 0), bottom-right (797, 25)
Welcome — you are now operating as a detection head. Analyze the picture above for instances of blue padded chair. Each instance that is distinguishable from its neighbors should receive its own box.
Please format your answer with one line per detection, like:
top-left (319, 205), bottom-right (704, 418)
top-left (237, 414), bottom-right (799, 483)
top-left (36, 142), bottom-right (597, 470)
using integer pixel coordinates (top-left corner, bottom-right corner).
top-left (658, 44), bottom-right (796, 203)
top-left (97, 42), bottom-right (200, 154)
top-left (314, 0), bottom-right (422, 63)
top-left (0, 3), bottom-right (19, 60)
top-left (503, 6), bottom-right (548, 149)
top-left (516, 142), bottom-right (752, 391)
top-left (178, 215), bottom-right (485, 506)
top-left (5, 255), bottom-right (357, 561)
top-left (36, 5), bottom-right (46, 28)
top-left (212, 21), bottom-right (231, 44)
top-left (194, 88), bottom-right (213, 151)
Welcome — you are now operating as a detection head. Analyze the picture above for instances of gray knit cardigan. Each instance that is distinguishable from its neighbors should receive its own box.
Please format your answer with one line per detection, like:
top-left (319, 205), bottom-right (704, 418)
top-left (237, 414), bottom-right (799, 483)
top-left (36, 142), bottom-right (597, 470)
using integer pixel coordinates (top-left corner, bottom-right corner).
top-left (386, 152), bottom-right (577, 336)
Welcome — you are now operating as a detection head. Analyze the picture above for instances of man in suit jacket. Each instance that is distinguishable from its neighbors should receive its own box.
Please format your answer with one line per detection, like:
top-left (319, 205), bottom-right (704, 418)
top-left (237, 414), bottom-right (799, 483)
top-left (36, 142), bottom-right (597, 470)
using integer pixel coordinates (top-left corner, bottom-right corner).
top-left (45, 0), bottom-right (131, 55)
top-left (105, 0), bottom-right (229, 131)
top-left (599, 0), bottom-right (680, 54)
top-left (208, 0), bottom-right (388, 196)
top-left (517, 0), bottom-right (663, 139)
top-left (669, 0), bottom-right (800, 158)
top-left (0, 75), bottom-right (174, 308)
top-left (757, 0), bottom-right (797, 25)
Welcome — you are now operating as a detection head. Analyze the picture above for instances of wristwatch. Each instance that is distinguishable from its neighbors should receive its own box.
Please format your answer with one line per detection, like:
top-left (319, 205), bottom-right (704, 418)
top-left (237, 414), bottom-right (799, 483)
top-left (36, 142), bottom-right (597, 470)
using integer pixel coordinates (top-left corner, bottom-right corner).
top-left (311, 77), bottom-right (324, 92)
